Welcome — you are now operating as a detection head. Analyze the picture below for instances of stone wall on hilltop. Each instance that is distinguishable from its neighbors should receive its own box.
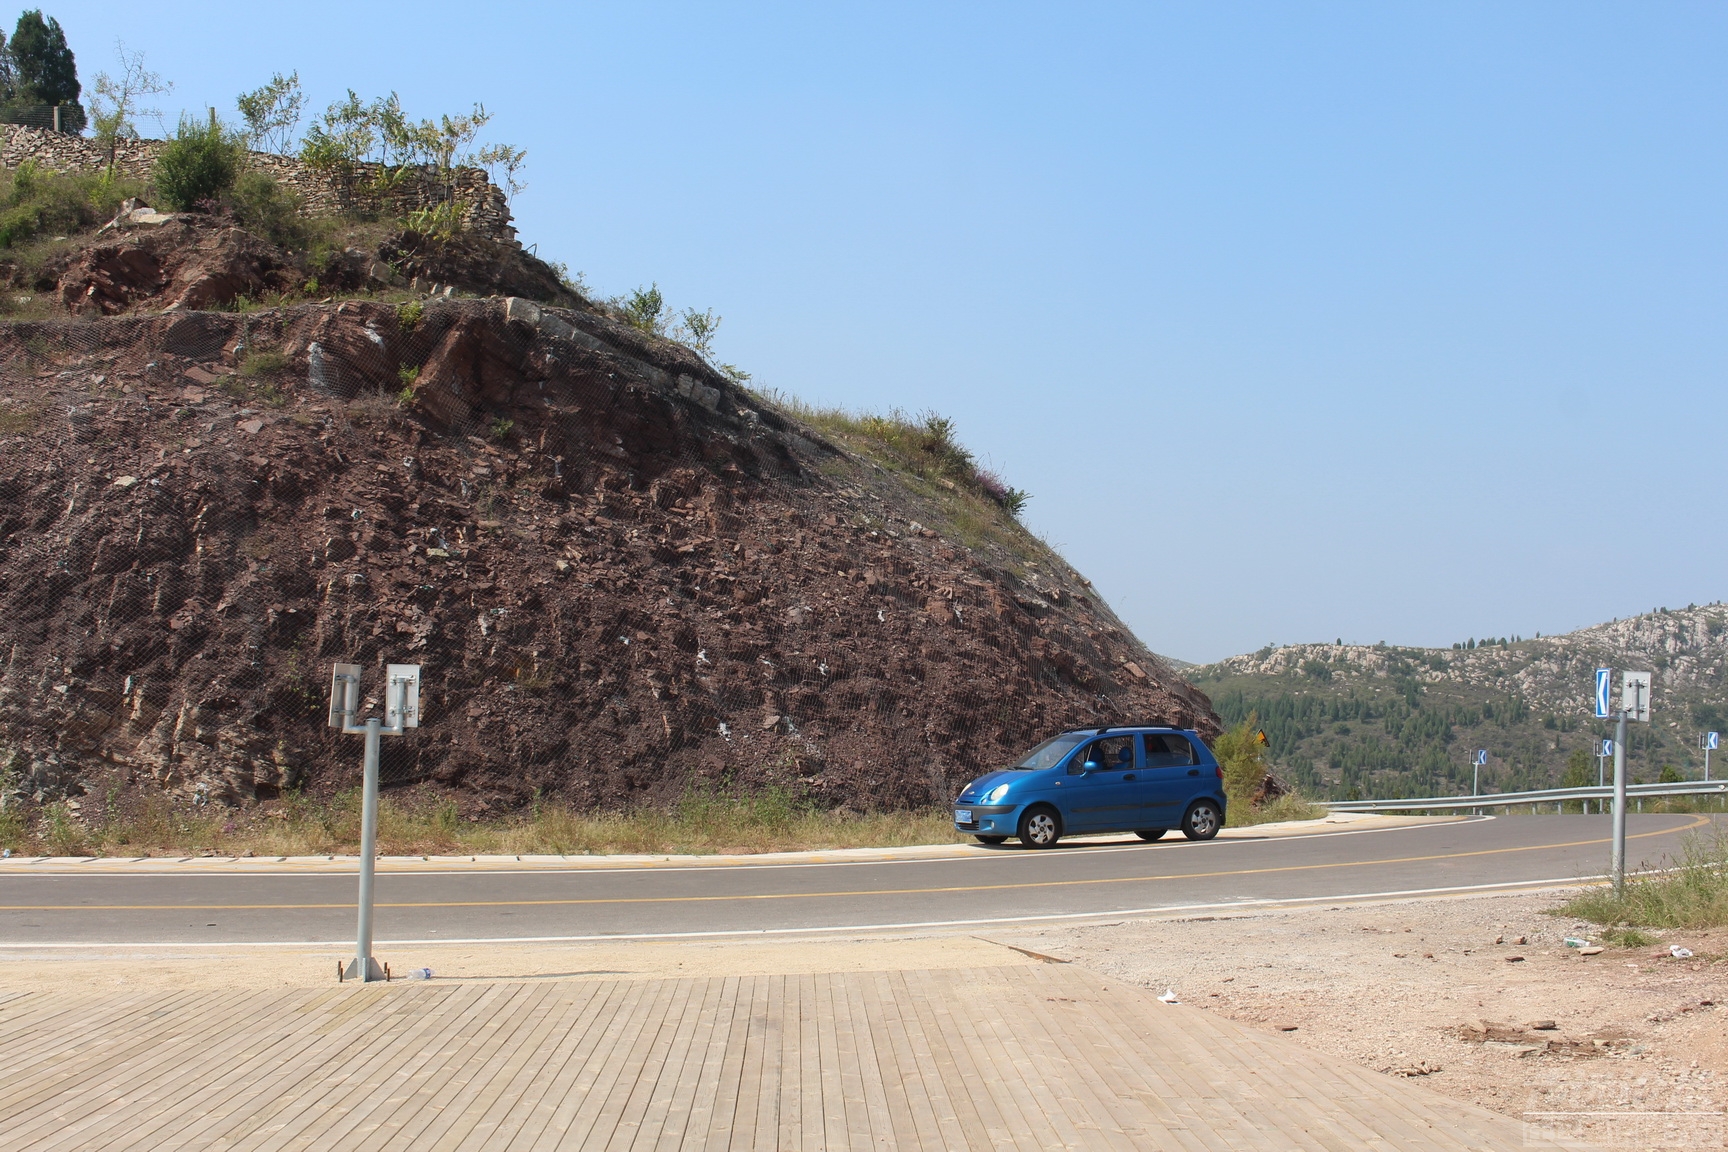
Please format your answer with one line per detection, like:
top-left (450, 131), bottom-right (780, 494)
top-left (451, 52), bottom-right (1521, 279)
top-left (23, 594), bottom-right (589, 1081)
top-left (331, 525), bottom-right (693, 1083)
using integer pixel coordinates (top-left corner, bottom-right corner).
top-left (0, 125), bottom-right (515, 243)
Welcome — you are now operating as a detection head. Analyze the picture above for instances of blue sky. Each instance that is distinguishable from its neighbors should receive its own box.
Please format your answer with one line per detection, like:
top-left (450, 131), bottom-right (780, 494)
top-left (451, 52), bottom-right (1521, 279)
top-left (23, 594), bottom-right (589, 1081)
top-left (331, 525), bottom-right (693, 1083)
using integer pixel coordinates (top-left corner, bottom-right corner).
top-left (42, 2), bottom-right (1728, 661)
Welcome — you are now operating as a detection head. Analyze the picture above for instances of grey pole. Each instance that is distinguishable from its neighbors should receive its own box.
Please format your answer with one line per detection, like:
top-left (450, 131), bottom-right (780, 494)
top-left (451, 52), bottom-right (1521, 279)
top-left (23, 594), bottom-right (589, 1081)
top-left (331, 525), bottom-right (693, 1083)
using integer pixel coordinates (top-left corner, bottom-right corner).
top-left (350, 717), bottom-right (384, 982)
top-left (1611, 710), bottom-right (1628, 896)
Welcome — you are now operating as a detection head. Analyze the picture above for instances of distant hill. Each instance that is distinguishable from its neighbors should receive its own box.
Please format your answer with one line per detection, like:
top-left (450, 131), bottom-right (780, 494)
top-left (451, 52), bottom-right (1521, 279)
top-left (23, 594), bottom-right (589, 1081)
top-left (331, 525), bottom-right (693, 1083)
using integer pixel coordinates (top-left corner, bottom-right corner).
top-left (1187, 604), bottom-right (1728, 800)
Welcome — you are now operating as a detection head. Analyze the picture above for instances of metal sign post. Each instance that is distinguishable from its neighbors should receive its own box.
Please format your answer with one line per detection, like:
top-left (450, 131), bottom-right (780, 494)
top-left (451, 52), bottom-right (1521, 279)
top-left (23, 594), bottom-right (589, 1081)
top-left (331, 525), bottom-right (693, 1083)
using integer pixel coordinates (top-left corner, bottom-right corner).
top-left (329, 661), bottom-right (421, 982)
top-left (1611, 710), bottom-right (1627, 894)
top-left (1472, 749), bottom-right (1487, 814)
top-left (1597, 738), bottom-right (1612, 789)
top-left (1704, 731), bottom-right (1719, 782)
top-left (1611, 671), bottom-right (1652, 896)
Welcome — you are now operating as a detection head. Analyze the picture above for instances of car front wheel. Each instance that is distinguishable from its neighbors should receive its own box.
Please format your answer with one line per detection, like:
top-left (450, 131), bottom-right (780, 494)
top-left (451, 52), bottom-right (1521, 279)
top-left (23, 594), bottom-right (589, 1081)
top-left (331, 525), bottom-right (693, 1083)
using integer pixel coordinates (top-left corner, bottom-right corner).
top-left (1181, 800), bottom-right (1222, 841)
top-left (1017, 807), bottom-right (1062, 849)
top-left (1134, 829), bottom-right (1167, 842)
top-left (974, 834), bottom-right (1008, 845)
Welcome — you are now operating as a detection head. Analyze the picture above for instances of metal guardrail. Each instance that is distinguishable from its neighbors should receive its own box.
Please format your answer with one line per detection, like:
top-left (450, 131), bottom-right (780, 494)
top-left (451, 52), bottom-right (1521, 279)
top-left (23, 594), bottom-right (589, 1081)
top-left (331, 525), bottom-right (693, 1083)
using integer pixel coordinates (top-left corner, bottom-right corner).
top-left (1323, 780), bottom-right (1728, 813)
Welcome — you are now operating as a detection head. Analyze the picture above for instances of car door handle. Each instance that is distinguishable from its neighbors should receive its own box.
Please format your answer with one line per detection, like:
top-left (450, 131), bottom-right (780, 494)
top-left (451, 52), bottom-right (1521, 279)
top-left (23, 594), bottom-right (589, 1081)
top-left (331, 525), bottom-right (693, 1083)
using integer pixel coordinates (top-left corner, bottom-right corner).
top-left (1188, 769), bottom-right (1200, 776)
top-left (1123, 774), bottom-right (1135, 780)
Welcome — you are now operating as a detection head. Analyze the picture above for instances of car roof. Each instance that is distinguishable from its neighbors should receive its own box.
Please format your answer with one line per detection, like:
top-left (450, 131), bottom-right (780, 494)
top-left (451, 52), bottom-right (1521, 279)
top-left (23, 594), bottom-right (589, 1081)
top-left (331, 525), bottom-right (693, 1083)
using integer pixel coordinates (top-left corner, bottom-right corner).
top-left (1061, 725), bottom-right (1195, 736)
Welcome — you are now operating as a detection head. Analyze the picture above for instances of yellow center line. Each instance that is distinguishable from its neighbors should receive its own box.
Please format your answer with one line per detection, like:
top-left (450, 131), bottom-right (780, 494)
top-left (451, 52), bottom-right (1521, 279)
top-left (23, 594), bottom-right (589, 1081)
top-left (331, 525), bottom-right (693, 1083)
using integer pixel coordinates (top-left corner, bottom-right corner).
top-left (0, 816), bottom-right (1707, 913)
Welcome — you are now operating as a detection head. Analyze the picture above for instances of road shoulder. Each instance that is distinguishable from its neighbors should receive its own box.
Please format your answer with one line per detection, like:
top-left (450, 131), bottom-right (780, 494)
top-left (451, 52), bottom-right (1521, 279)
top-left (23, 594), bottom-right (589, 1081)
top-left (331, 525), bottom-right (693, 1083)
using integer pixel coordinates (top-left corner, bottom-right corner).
top-left (0, 811), bottom-right (1463, 873)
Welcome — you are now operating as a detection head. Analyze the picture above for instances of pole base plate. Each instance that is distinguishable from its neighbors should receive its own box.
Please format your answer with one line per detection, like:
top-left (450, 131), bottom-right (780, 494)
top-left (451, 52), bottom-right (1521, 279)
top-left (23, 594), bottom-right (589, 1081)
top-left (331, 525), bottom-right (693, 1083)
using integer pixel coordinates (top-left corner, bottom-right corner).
top-left (343, 956), bottom-right (386, 983)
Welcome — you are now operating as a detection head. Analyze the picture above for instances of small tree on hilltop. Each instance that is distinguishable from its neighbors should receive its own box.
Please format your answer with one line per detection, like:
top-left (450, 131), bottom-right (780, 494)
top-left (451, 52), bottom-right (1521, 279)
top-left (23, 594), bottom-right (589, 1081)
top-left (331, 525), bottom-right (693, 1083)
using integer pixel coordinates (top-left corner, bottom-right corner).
top-left (9, 9), bottom-right (83, 132)
top-left (89, 40), bottom-right (170, 168)
top-left (237, 71), bottom-right (304, 155)
top-left (618, 284), bottom-right (669, 335)
top-left (475, 141), bottom-right (527, 203)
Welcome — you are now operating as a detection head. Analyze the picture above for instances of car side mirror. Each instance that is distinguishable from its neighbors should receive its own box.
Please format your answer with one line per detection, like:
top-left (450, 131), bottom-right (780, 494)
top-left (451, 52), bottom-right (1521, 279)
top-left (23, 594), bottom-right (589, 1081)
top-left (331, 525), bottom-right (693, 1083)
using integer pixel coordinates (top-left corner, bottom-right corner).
top-left (1082, 760), bottom-right (1099, 772)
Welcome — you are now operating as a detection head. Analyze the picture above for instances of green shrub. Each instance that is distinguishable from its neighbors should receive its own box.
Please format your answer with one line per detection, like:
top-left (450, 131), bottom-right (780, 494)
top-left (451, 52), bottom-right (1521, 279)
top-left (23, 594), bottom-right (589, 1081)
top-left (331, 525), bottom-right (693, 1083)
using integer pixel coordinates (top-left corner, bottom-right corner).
top-left (225, 170), bottom-right (306, 248)
top-left (154, 116), bottom-right (245, 211)
top-left (239, 348), bottom-right (288, 377)
top-left (617, 283), bottom-right (668, 334)
top-left (1213, 716), bottom-right (1271, 811)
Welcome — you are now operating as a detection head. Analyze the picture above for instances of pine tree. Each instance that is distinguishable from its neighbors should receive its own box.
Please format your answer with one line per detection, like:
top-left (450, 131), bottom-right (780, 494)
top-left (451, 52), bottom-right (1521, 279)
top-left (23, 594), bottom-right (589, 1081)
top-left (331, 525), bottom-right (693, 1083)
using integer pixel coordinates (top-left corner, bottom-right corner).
top-left (9, 10), bottom-right (83, 132)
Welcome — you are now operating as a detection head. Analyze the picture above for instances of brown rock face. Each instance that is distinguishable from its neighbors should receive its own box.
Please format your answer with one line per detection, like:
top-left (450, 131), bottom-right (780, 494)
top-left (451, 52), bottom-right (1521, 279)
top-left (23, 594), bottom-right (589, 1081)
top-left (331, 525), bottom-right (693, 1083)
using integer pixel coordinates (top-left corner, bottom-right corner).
top-left (56, 217), bottom-right (297, 315)
top-left (35, 212), bottom-right (583, 319)
top-left (0, 298), bottom-right (1215, 814)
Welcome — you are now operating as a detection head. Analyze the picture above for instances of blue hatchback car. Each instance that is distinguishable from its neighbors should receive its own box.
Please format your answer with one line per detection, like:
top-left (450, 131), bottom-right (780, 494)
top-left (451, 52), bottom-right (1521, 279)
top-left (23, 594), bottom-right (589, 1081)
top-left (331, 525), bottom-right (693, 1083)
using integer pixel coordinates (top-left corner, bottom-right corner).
top-left (952, 727), bottom-right (1226, 848)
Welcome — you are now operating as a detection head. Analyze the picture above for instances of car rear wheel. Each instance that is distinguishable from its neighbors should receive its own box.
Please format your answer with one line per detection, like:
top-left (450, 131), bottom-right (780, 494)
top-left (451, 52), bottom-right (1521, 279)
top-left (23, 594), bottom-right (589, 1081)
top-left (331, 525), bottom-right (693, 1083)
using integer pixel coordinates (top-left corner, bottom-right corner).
top-left (974, 834), bottom-right (1008, 845)
top-left (1134, 829), bottom-right (1167, 842)
top-left (1181, 800), bottom-right (1222, 841)
top-left (1017, 806), bottom-right (1061, 849)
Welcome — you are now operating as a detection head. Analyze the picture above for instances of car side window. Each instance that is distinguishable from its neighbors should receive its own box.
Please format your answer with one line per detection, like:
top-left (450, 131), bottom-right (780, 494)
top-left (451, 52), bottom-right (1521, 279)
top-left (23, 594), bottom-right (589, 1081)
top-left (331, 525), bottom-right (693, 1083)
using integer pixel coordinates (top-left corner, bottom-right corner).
top-left (1070, 736), bottom-right (1134, 774)
top-left (1142, 734), bottom-right (1198, 768)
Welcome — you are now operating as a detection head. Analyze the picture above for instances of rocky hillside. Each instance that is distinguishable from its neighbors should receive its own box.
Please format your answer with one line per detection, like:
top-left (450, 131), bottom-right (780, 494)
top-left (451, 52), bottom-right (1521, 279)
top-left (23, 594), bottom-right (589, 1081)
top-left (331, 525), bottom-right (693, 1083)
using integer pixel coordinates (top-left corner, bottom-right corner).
top-left (0, 287), bottom-right (1215, 818)
top-left (16, 202), bottom-right (580, 318)
top-left (1191, 606), bottom-right (1728, 799)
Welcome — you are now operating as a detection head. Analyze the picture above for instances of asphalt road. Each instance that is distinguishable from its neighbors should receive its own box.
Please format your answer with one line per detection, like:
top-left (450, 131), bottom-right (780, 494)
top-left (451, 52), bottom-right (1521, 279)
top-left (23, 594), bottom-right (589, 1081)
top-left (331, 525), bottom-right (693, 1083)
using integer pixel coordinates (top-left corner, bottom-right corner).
top-left (0, 813), bottom-right (1714, 946)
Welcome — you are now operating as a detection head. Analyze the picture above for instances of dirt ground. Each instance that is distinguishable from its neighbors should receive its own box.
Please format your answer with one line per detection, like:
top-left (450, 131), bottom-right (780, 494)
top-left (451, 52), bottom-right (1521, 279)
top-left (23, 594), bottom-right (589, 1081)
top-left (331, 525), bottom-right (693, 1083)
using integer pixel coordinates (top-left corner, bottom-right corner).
top-left (1006, 890), bottom-right (1726, 1140)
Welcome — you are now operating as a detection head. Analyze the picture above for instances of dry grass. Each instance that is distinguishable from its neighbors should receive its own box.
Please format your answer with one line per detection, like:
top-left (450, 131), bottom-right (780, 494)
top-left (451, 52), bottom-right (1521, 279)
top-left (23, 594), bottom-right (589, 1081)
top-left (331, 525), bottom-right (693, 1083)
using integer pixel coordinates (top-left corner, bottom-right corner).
top-left (755, 390), bottom-right (1030, 533)
top-left (0, 789), bottom-right (968, 858)
top-left (1554, 825), bottom-right (1728, 930)
top-left (1227, 792), bottom-right (1325, 827)
top-left (0, 785), bottom-right (1331, 855)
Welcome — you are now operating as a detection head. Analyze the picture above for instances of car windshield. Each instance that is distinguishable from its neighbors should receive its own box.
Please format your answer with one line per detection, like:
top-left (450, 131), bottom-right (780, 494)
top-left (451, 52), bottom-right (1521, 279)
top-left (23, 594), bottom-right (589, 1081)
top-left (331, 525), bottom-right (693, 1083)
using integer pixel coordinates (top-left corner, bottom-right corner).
top-left (1009, 734), bottom-right (1088, 770)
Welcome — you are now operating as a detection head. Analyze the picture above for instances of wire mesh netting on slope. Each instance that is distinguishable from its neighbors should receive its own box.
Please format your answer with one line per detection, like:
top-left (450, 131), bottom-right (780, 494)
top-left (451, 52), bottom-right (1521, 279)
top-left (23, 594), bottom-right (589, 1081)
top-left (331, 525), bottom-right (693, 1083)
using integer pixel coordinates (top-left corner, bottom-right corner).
top-left (0, 296), bottom-right (1217, 824)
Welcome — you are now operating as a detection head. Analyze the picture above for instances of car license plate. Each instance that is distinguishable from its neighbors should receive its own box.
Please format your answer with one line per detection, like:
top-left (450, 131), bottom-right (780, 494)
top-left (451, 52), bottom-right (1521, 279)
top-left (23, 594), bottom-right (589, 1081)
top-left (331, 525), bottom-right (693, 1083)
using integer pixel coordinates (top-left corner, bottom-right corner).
top-left (955, 809), bottom-right (973, 824)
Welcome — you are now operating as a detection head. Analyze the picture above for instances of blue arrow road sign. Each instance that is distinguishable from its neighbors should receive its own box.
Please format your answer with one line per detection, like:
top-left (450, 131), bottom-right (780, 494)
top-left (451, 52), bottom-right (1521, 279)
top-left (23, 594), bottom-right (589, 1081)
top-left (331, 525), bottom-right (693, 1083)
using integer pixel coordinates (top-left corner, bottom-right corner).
top-left (1601, 738), bottom-right (1614, 757)
top-left (1708, 732), bottom-right (1720, 751)
top-left (1475, 749), bottom-right (1488, 766)
top-left (1595, 668), bottom-right (1612, 718)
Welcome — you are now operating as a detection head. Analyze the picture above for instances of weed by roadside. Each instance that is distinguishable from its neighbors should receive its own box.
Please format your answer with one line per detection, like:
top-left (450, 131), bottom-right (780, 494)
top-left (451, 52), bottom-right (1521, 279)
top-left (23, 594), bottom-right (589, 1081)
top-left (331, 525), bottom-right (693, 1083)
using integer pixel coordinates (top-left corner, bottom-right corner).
top-left (1599, 926), bottom-right (1657, 948)
top-left (1553, 826), bottom-right (1728, 930)
top-left (1212, 714), bottom-right (1325, 826)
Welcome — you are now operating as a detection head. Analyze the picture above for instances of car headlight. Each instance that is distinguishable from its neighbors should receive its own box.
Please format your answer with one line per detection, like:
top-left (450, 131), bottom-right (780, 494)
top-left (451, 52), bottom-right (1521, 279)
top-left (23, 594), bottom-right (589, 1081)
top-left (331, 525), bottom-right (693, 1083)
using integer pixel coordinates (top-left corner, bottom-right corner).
top-left (984, 784), bottom-right (1011, 804)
